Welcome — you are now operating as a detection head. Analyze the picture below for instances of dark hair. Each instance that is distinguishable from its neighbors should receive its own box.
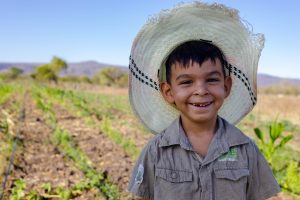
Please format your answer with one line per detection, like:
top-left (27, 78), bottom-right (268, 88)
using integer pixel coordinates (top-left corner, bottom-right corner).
top-left (165, 40), bottom-right (227, 83)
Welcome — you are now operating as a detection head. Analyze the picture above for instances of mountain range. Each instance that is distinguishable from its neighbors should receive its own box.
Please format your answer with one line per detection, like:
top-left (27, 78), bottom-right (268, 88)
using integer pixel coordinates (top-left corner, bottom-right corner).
top-left (1, 61), bottom-right (299, 87)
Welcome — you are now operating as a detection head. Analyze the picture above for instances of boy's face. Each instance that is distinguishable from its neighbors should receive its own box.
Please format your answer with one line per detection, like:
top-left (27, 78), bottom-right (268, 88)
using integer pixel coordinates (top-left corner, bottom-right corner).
top-left (160, 58), bottom-right (232, 125)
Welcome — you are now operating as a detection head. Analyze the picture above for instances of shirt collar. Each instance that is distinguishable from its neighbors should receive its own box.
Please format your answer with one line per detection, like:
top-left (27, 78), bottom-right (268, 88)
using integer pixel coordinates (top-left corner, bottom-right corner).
top-left (201, 116), bottom-right (250, 164)
top-left (158, 117), bottom-right (193, 150)
top-left (158, 116), bottom-right (250, 159)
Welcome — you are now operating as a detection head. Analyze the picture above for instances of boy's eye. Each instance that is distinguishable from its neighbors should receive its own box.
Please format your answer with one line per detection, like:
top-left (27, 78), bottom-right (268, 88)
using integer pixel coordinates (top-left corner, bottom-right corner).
top-left (179, 80), bottom-right (192, 85)
top-left (207, 78), bottom-right (220, 82)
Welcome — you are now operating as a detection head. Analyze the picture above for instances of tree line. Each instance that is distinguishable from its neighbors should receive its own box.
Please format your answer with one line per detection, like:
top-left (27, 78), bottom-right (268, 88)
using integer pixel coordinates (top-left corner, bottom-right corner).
top-left (0, 57), bottom-right (128, 87)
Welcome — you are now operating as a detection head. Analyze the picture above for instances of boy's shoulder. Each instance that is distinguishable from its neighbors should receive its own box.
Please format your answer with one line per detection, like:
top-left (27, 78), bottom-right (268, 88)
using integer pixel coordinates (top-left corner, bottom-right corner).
top-left (145, 116), bottom-right (258, 155)
top-left (219, 117), bottom-right (254, 146)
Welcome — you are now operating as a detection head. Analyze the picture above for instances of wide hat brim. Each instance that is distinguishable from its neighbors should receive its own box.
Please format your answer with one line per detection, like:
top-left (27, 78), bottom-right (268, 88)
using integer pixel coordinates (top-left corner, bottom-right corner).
top-left (129, 2), bottom-right (265, 134)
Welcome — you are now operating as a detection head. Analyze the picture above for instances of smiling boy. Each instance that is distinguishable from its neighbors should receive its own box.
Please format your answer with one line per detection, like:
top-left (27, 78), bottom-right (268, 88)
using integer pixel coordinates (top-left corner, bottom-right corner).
top-left (128, 2), bottom-right (280, 200)
top-left (160, 41), bottom-right (232, 158)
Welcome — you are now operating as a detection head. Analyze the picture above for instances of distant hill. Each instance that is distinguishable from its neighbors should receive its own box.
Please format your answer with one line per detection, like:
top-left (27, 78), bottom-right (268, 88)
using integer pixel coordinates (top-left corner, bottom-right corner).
top-left (0, 61), bottom-right (127, 77)
top-left (1, 61), bottom-right (300, 87)
top-left (257, 74), bottom-right (300, 87)
top-left (0, 62), bottom-right (43, 74)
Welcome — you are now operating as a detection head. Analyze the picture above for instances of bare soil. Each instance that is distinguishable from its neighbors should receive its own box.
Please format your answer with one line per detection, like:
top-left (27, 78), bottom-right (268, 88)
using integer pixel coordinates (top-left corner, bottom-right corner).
top-left (53, 104), bottom-right (140, 199)
top-left (1, 95), bottom-right (101, 199)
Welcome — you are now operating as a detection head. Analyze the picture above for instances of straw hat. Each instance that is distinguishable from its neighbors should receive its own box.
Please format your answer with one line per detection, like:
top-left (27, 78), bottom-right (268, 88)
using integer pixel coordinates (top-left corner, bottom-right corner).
top-left (129, 2), bottom-right (265, 134)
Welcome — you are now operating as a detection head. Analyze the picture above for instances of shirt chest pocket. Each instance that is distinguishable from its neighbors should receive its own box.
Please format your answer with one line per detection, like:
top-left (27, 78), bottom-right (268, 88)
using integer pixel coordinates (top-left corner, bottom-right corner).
top-left (213, 168), bottom-right (249, 200)
top-left (155, 168), bottom-right (193, 183)
top-left (154, 168), bottom-right (194, 199)
top-left (214, 168), bottom-right (249, 181)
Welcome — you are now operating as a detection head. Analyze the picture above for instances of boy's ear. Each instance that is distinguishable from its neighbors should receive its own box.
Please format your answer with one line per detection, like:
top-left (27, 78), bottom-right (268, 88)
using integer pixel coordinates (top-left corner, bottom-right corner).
top-left (160, 82), bottom-right (175, 104)
top-left (224, 76), bottom-right (232, 98)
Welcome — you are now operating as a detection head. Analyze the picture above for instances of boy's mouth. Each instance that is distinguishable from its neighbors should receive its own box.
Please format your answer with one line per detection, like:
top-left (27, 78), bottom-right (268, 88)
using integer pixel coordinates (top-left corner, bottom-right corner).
top-left (189, 101), bottom-right (212, 107)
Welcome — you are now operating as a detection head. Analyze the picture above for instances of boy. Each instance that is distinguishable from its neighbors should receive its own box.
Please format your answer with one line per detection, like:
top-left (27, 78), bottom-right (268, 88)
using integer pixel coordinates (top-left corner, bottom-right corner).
top-left (128, 2), bottom-right (280, 200)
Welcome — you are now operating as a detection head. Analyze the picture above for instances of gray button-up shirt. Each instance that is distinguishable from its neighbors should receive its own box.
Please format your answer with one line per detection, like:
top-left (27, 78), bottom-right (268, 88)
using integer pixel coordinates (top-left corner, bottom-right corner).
top-left (128, 116), bottom-right (280, 200)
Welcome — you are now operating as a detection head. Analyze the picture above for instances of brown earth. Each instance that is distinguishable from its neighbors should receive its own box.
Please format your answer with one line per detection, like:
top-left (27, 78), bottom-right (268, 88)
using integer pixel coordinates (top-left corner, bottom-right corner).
top-left (1, 95), bottom-right (102, 199)
top-left (53, 104), bottom-right (140, 200)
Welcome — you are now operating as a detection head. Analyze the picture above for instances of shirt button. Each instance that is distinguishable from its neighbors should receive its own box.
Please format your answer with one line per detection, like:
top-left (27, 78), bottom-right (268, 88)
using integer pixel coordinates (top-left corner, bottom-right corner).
top-left (171, 172), bottom-right (178, 179)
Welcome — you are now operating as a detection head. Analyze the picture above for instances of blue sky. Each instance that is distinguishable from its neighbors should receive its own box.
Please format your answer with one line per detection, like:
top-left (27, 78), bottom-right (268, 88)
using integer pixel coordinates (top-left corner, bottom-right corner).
top-left (0, 0), bottom-right (299, 78)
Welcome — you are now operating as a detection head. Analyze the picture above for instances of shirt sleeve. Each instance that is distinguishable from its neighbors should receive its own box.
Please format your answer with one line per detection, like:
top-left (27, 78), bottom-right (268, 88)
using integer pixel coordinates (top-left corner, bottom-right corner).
top-left (128, 139), bottom-right (157, 199)
top-left (246, 141), bottom-right (281, 200)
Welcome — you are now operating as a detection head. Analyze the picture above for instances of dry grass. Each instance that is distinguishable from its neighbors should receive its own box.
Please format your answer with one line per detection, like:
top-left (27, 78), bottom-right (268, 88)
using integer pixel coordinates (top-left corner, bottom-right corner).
top-left (254, 93), bottom-right (300, 127)
top-left (55, 82), bottom-right (128, 96)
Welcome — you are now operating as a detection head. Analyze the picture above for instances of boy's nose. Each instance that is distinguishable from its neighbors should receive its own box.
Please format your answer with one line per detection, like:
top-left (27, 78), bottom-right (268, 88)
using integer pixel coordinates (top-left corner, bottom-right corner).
top-left (193, 84), bottom-right (209, 96)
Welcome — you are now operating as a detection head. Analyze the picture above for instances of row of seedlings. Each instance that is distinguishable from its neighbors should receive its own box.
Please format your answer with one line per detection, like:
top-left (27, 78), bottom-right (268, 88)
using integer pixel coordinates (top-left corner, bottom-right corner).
top-left (39, 85), bottom-right (140, 199)
top-left (24, 86), bottom-right (121, 199)
top-left (0, 84), bottom-right (25, 199)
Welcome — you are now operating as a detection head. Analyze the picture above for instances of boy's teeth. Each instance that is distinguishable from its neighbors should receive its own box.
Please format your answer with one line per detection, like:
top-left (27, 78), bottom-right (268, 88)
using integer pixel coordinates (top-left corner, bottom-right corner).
top-left (192, 102), bottom-right (210, 107)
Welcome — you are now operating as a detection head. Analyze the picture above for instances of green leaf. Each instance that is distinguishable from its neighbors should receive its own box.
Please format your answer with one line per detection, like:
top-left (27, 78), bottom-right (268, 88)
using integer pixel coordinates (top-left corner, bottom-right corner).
top-left (254, 128), bottom-right (264, 142)
top-left (41, 182), bottom-right (52, 193)
top-left (269, 120), bottom-right (284, 143)
top-left (278, 135), bottom-right (293, 148)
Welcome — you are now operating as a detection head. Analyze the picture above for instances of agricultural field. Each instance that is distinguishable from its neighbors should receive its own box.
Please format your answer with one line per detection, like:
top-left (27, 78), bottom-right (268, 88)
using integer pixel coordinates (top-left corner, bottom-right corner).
top-left (0, 80), bottom-right (299, 200)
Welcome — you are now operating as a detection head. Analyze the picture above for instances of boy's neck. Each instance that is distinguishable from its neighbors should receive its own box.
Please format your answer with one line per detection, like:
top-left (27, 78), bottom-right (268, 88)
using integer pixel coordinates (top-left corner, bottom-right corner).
top-left (180, 115), bottom-right (219, 157)
top-left (180, 115), bottom-right (218, 137)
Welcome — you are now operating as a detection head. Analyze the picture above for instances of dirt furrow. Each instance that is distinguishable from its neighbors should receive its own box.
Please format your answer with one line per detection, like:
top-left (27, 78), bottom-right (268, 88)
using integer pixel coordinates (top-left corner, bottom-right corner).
top-left (2, 95), bottom-right (100, 199)
top-left (53, 104), bottom-right (139, 199)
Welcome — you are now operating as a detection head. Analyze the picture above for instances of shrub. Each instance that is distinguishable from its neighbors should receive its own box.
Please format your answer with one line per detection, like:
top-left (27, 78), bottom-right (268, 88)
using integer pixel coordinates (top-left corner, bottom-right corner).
top-left (93, 67), bottom-right (128, 87)
top-left (32, 56), bottom-right (68, 82)
top-left (34, 64), bottom-right (57, 82)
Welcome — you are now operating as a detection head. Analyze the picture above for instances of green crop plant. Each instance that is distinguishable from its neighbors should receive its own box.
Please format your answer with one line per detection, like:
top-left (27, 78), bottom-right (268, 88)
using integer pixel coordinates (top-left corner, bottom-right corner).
top-left (41, 182), bottom-right (52, 193)
top-left (31, 88), bottom-right (57, 128)
top-left (100, 117), bottom-right (140, 159)
top-left (31, 86), bottom-right (120, 199)
top-left (0, 84), bottom-right (14, 104)
top-left (0, 110), bottom-right (16, 180)
top-left (254, 119), bottom-right (300, 196)
top-left (0, 118), bottom-right (12, 174)
top-left (27, 191), bottom-right (43, 200)
top-left (0, 115), bottom-right (9, 135)
top-left (41, 85), bottom-right (141, 160)
top-left (54, 186), bottom-right (72, 200)
top-left (283, 161), bottom-right (300, 194)
top-left (52, 127), bottom-right (120, 199)
top-left (9, 179), bottom-right (26, 200)
top-left (254, 118), bottom-right (293, 165)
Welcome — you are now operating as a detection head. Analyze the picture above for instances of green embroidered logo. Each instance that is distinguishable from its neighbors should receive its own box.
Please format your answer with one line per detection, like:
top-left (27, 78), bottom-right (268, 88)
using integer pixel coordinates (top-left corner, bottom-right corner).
top-left (218, 147), bottom-right (238, 161)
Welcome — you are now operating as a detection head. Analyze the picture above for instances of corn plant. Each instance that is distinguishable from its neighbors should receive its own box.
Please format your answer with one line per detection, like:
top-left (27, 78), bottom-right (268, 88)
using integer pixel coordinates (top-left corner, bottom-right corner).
top-left (284, 161), bottom-right (300, 194)
top-left (254, 119), bottom-right (293, 165)
top-left (254, 119), bottom-right (300, 196)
